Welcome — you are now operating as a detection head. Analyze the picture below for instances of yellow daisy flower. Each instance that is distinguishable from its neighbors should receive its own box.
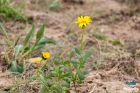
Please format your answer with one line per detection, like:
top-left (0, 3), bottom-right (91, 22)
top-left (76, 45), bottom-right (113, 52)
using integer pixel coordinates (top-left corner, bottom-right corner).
top-left (76, 16), bottom-right (92, 29)
top-left (42, 52), bottom-right (51, 60)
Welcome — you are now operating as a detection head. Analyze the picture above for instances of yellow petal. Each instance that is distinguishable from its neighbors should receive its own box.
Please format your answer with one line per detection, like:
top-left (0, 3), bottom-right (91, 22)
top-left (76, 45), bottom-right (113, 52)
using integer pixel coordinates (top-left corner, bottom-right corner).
top-left (79, 23), bottom-right (84, 28)
top-left (42, 52), bottom-right (51, 59)
top-left (76, 16), bottom-right (92, 29)
top-left (84, 16), bottom-right (92, 23)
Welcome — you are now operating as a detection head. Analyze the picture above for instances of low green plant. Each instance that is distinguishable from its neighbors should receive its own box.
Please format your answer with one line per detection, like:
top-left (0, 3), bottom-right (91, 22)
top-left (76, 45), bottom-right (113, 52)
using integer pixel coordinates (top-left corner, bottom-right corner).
top-left (0, 0), bottom-right (26, 21)
top-left (93, 31), bottom-right (107, 41)
top-left (48, 0), bottom-right (63, 11)
top-left (32, 16), bottom-right (93, 93)
top-left (0, 23), bottom-right (55, 74)
top-left (33, 46), bottom-right (92, 93)
top-left (110, 39), bottom-right (124, 46)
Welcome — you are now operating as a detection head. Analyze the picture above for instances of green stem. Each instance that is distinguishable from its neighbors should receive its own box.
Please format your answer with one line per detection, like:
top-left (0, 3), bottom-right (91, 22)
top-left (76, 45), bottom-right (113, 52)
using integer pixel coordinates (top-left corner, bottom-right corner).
top-left (37, 67), bottom-right (40, 77)
top-left (36, 60), bottom-right (43, 77)
top-left (81, 29), bottom-right (85, 50)
top-left (20, 44), bottom-right (36, 60)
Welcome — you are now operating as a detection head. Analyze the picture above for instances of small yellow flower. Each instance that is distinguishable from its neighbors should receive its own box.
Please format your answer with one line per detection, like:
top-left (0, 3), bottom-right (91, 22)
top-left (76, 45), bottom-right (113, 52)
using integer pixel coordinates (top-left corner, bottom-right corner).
top-left (76, 16), bottom-right (92, 29)
top-left (42, 52), bottom-right (51, 60)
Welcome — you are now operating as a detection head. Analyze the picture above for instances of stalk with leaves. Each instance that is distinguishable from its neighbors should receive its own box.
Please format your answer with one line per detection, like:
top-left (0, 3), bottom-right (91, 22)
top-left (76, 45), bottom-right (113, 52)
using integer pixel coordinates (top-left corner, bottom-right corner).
top-left (34, 16), bottom-right (93, 93)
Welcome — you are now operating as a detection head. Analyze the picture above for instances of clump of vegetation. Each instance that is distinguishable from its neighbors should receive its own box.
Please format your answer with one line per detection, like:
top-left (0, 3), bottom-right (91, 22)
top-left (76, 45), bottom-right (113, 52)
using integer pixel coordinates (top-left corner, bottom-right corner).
top-left (0, 0), bottom-right (26, 21)
top-left (116, 0), bottom-right (140, 11)
top-left (93, 31), bottom-right (107, 41)
top-left (26, 16), bottom-right (93, 93)
top-left (110, 39), bottom-right (124, 46)
top-left (0, 23), bottom-right (55, 74)
top-left (48, 0), bottom-right (63, 11)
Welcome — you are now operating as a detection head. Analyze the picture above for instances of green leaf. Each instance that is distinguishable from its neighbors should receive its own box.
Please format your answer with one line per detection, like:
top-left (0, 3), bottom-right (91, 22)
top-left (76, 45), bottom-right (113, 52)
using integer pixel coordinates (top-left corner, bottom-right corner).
top-left (23, 47), bottom-right (30, 52)
top-left (77, 70), bottom-right (85, 81)
top-left (9, 60), bottom-right (24, 74)
top-left (29, 75), bottom-right (37, 81)
top-left (40, 74), bottom-right (47, 84)
top-left (111, 39), bottom-right (123, 46)
top-left (74, 48), bottom-right (81, 55)
top-left (62, 73), bottom-right (71, 79)
top-left (94, 31), bottom-right (107, 40)
top-left (62, 61), bottom-right (70, 66)
top-left (69, 49), bottom-right (74, 58)
top-left (36, 24), bottom-right (45, 43)
top-left (51, 83), bottom-right (64, 93)
top-left (23, 25), bottom-right (35, 47)
top-left (39, 85), bottom-right (48, 93)
top-left (49, 0), bottom-right (62, 11)
top-left (14, 44), bottom-right (23, 58)
top-left (71, 61), bottom-right (78, 68)
top-left (54, 61), bottom-right (61, 65)
top-left (83, 49), bottom-right (93, 61)
top-left (28, 24), bottom-right (45, 53)
top-left (39, 38), bottom-right (56, 45)
top-left (35, 38), bottom-right (56, 49)
top-left (63, 78), bottom-right (71, 87)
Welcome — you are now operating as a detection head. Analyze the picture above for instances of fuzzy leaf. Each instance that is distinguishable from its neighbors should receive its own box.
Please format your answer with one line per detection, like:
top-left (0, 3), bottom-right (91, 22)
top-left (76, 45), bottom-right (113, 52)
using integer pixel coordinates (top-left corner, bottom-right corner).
top-left (9, 60), bottom-right (24, 74)
top-left (35, 38), bottom-right (56, 49)
top-left (83, 49), bottom-right (93, 61)
top-left (74, 48), bottom-right (81, 55)
top-left (36, 24), bottom-right (45, 43)
top-left (77, 70), bottom-right (85, 81)
top-left (39, 85), bottom-right (48, 93)
top-left (23, 25), bottom-right (35, 47)
top-left (14, 44), bottom-right (23, 58)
